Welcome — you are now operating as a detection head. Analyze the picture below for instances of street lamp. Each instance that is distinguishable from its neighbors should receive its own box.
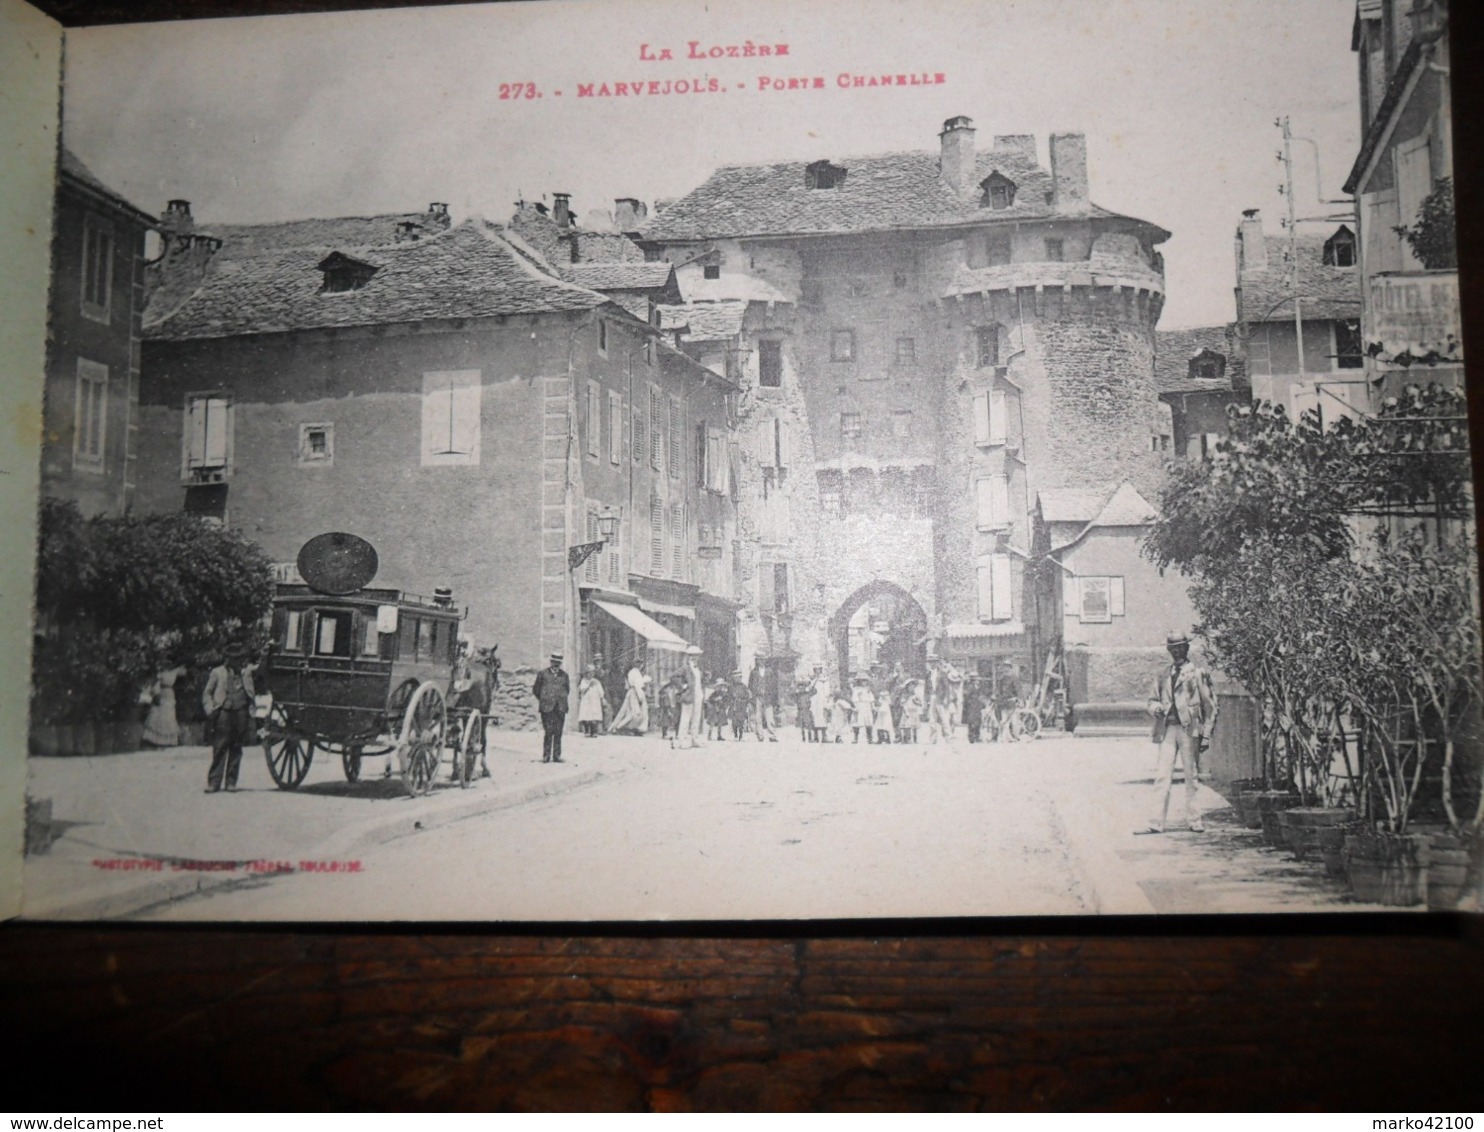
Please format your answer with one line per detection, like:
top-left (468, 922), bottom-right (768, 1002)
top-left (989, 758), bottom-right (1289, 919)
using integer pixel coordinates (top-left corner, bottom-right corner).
top-left (568, 505), bottom-right (620, 571)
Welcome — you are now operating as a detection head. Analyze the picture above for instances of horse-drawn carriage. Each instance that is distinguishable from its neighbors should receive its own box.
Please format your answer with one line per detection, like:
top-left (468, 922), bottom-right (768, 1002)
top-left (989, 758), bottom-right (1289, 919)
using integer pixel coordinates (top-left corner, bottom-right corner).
top-left (256, 533), bottom-right (493, 796)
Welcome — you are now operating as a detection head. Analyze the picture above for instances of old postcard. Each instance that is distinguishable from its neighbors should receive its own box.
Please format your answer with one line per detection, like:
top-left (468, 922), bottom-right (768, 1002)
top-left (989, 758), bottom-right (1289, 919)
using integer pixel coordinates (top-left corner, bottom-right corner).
top-left (12, 0), bottom-right (1479, 921)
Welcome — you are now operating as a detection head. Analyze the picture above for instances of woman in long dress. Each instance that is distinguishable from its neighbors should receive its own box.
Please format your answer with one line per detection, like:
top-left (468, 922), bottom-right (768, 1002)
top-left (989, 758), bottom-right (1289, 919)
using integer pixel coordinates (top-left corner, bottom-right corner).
top-left (576, 667), bottom-right (607, 737)
top-left (142, 664), bottom-right (186, 747)
top-left (609, 661), bottom-right (650, 735)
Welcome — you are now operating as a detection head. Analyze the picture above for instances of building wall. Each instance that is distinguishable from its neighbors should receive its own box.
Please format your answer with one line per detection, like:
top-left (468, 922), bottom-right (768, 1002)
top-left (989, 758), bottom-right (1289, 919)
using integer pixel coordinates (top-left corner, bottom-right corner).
top-left (136, 313), bottom-right (615, 671)
top-left (44, 184), bottom-right (148, 517)
top-left (1058, 526), bottom-right (1199, 703)
top-left (657, 190), bottom-right (1167, 685)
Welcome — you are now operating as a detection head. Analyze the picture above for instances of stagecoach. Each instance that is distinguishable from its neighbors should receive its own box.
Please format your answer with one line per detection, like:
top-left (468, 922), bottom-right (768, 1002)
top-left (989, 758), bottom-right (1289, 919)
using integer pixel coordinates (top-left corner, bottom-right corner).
top-left (256, 533), bottom-right (488, 796)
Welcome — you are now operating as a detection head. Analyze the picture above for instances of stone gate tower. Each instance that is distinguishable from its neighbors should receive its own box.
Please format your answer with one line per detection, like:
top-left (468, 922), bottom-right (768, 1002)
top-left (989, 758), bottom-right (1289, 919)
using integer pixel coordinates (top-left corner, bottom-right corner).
top-left (643, 117), bottom-right (1170, 694)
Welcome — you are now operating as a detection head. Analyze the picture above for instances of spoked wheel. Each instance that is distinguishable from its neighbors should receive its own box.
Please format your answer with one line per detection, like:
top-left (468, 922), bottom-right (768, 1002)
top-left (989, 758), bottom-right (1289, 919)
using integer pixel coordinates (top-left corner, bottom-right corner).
top-left (457, 710), bottom-right (484, 789)
top-left (342, 746), bottom-right (362, 783)
top-left (1012, 708), bottom-right (1042, 741)
top-left (262, 705), bottom-right (314, 790)
top-left (397, 682), bottom-right (446, 798)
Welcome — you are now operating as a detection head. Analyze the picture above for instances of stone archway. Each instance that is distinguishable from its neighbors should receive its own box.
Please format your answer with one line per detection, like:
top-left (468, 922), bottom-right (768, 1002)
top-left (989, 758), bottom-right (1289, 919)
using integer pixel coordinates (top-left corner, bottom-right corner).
top-left (828, 581), bottom-right (930, 684)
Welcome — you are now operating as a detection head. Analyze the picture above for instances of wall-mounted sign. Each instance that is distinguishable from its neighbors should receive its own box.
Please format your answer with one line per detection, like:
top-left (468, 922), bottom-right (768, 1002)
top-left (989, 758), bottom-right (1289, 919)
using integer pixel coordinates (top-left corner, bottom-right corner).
top-left (1367, 272), bottom-right (1462, 367)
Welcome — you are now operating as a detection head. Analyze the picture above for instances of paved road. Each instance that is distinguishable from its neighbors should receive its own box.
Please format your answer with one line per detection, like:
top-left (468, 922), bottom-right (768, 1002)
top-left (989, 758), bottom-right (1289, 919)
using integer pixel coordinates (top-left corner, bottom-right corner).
top-left (142, 733), bottom-right (1101, 921)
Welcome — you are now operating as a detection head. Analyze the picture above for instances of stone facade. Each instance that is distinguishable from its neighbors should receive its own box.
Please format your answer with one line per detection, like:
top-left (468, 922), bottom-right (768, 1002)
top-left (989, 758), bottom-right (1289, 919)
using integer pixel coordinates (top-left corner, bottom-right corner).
top-left (42, 151), bottom-right (154, 518)
top-left (645, 116), bottom-right (1171, 691)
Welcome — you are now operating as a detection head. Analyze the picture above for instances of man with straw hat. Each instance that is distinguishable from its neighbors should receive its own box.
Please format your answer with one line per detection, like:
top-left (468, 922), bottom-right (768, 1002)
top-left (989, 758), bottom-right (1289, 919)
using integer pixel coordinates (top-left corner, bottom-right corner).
top-left (1145, 630), bottom-right (1218, 833)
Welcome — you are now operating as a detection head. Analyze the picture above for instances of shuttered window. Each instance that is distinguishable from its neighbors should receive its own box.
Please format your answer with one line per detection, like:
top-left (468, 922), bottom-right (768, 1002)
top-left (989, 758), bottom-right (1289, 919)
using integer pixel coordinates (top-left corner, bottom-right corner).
top-left (670, 502), bottom-right (685, 578)
top-left (976, 554), bottom-right (1013, 621)
top-left (668, 395), bottom-right (682, 478)
top-left (975, 474), bottom-right (1009, 529)
top-left (586, 381), bottom-right (602, 458)
top-left (973, 390), bottom-right (1008, 446)
top-left (649, 386), bottom-right (663, 469)
top-left (584, 508), bottom-right (601, 583)
top-left (608, 391), bottom-right (623, 462)
top-left (650, 496), bottom-right (664, 575)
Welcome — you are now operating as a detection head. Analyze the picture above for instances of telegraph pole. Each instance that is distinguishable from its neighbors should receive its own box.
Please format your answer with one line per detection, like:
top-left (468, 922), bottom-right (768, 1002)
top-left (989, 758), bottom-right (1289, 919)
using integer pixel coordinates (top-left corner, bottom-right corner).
top-left (1278, 115), bottom-right (1306, 411)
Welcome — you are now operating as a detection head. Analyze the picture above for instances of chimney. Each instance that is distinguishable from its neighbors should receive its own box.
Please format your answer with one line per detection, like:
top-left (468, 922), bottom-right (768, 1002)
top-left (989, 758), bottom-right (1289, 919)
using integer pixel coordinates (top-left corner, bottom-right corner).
top-left (938, 116), bottom-right (976, 198)
top-left (553, 192), bottom-right (572, 229)
top-left (614, 198), bottom-right (648, 231)
top-left (1049, 133), bottom-right (1088, 211)
top-left (427, 202), bottom-right (451, 229)
top-left (1238, 209), bottom-right (1267, 272)
top-left (160, 199), bottom-right (194, 236)
top-left (993, 135), bottom-right (1037, 163)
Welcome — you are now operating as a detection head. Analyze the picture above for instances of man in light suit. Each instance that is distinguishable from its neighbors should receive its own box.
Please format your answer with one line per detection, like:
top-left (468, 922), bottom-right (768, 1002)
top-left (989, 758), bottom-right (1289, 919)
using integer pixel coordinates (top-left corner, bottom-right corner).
top-left (1145, 630), bottom-right (1218, 833)
top-left (202, 641), bottom-right (256, 793)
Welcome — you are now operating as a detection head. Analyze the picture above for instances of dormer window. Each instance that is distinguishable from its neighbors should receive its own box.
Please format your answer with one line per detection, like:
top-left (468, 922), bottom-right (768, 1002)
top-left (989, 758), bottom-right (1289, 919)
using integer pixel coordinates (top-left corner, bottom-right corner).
top-left (1189, 349), bottom-right (1226, 381)
top-left (805, 160), bottom-right (847, 190)
top-left (980, 172), bottom-right (1017, 210)
top-left (317, 252), bottom-right (378, 293)
top-left (1323, 225), bottom-right (1357, 267)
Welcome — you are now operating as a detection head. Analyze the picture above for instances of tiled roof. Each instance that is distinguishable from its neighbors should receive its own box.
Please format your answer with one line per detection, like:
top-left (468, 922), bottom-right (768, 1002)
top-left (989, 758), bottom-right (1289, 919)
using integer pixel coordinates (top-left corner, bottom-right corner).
top-left (644, 147), bottom-right (1167, 242)
top-left (658, 301), bottom-right (748, 342)
top-left (564, 262), bottom-right (674, 291)
top-left (1239, 234), bottom-right (1361, 323)
top-left (145, 218), bottom-right (608, 340)
top-left (193, 210), bottom-right (448, 251)
top-left (1154, 324), bottom-right (1248, 394)
top-left (1089, 482), bottom-right (1156, 528)
top-left (59, 148), bottom-right (153, 224)
top-left (1037, 488), bottom-right (1109, 525)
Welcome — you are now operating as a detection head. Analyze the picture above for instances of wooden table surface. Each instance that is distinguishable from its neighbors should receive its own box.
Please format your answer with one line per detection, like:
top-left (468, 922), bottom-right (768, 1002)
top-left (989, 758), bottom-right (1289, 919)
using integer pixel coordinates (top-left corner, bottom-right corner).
top-left (4, 921), bottom-right (1483, 1110)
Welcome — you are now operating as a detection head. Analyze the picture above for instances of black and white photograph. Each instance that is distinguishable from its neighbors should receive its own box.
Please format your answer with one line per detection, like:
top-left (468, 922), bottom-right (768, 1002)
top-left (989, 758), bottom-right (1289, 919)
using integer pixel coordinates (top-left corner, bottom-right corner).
top-left (8, 0), bottom-right (1478, 921)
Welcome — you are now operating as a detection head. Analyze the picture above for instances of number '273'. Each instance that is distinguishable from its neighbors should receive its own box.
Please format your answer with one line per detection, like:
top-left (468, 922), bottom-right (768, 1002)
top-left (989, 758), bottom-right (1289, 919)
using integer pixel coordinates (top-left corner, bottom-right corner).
top-left (499, 83), bottom-right (540, 99)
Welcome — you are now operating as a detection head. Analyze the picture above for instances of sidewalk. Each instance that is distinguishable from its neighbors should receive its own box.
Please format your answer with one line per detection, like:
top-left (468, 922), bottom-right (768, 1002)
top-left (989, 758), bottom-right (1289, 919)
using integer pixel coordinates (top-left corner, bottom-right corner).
top-left (1041, 734), bottom-right (1408, 915)
top-left (21, 727), bottom-right (633, 920)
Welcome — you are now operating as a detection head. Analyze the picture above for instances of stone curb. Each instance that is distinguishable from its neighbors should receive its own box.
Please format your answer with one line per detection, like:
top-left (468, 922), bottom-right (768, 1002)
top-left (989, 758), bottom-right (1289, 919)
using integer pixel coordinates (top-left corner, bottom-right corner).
top-left (24, 763), bottom-right (618, 921)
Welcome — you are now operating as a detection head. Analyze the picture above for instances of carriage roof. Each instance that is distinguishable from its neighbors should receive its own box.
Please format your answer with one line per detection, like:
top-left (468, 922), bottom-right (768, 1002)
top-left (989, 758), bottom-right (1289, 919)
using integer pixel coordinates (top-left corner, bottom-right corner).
top-left (272, 582), bottom-right (463, 619)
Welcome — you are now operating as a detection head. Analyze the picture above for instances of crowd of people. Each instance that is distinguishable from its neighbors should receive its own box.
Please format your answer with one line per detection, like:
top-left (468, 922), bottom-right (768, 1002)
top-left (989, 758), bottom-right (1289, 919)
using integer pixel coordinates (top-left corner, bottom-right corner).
top-left (564, 651), bottom-right (1035, 747)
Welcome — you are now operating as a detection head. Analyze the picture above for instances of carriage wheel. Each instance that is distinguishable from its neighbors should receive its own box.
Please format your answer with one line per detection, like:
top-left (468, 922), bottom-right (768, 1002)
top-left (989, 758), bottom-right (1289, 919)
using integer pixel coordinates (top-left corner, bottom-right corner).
top-left (342, 747), bottom-right (362, 783)
top-left (262, 705), bottom-right (314, 790)
top-left (385, 679), bottom-right (418, 736)
top-left (398, 682), bottom-right (445, 798)
top-left (1013, 708), bottom-right (1041, 742)
top-left (457, 710), bottom-right (485, 789)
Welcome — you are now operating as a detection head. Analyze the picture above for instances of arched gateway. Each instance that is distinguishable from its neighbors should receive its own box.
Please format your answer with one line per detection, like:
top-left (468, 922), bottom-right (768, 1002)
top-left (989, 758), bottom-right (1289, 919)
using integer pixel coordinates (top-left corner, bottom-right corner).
top-left (828, 581), bottom-right (930, 684)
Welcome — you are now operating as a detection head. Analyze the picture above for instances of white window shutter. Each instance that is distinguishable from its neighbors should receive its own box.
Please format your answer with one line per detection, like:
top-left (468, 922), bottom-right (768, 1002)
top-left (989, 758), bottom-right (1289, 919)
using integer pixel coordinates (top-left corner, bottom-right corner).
top-left (973, 393), bottom-right (990, 445)
top-left (1110, 576), bottom-right (1125, 616)
top-left (609, 390), bottom-right (623, 462)
top-left (186, 399), bottom-right (207, 468)
top-left (991, 474), bottom-right (1009, 527)
top-left (975, 478), bottom-right (994, 529)
top-left (976, 559), bottom-right (994, 620)
top-left (585, 509), bottom-right (600, 583)
top-left (587, 383), bottom-right (601, 457)
top-left (1063, 577), bottom-right (1080, 618)
top-left (778, 419), bottom-right (792, 469)
top-left (989, 390), bottom-right (1008, 445)
top-left (754, 418), bottom-right (771, 466)
top-left (991, 554), bottom-right (1013, 621)
top-left (204, 399), bottom-right (230, 465)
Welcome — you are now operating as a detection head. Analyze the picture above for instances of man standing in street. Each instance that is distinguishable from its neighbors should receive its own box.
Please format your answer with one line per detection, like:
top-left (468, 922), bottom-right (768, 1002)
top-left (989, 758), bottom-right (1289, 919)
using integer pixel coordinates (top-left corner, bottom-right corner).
top-left (202, 641), bottom-right (256, 793)
top-left (533, 652), bottom-right (571, 763)
top-left (748, 659), bottom-right (777, 742)
top-left (675, 644), bottom-right (705, 749)
top-left (1145, 630), bottom-right (1218, 833)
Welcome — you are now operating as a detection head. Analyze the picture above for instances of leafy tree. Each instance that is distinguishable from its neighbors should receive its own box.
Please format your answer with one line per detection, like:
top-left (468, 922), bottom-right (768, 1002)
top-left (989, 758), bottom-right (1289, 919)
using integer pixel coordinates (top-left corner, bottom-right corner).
top-left (31, 500), bottom-right (274, 724)
top-left (1143, 386), bottom-right (1479, 830)
top-left (1394, 176), bottom-right (1456, 270)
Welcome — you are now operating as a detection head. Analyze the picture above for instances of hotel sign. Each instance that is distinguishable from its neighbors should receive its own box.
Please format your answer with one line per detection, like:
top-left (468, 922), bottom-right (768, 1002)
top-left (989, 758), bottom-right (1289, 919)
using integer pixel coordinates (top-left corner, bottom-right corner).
top-left (1367, 271), bottom-right (1462, 367)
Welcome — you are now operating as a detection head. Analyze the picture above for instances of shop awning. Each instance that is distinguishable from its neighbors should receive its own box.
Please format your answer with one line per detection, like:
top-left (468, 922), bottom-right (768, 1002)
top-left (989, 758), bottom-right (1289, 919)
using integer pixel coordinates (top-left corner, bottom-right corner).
top-left (943, 621), bottom-right (1026, 639)
top-left (636, 596), bottom-right (695, 620)
top-left (592, 599), bottom-right (691, 652)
